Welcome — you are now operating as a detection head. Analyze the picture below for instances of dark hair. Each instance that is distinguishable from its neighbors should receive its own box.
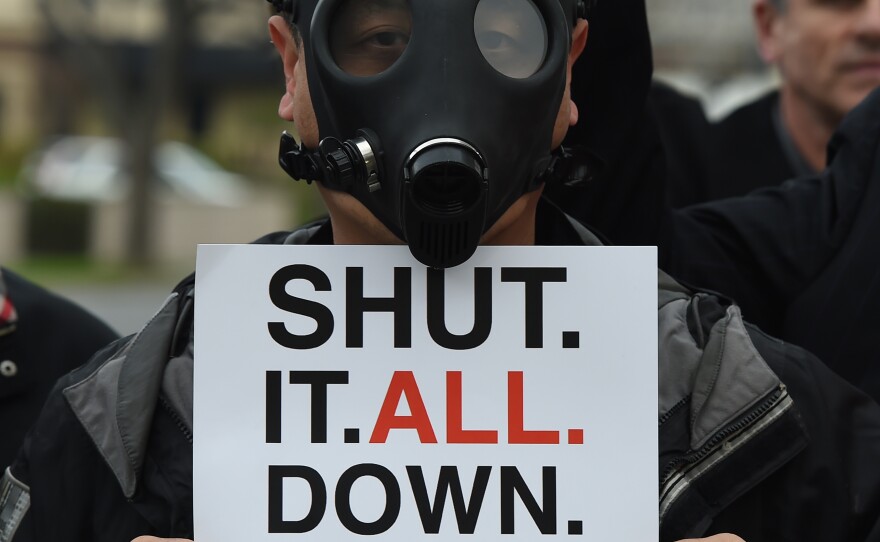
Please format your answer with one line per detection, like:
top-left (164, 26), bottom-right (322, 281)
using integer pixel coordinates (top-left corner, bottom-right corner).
top-left (768, 0), bottom-right (787, 10)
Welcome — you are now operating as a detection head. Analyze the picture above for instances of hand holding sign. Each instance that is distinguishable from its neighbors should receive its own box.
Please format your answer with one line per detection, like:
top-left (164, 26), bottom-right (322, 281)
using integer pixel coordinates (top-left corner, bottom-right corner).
top-left (131, 536), bottom-right (747, 541)
top-left (681, 536), bottom-right (746, 542)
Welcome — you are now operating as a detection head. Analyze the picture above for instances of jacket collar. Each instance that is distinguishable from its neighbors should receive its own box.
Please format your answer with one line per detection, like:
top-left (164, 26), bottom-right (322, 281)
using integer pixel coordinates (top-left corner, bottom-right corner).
top-left (63, 292), bottom-right (181, 499)
top-left (0, 269), bottom-right (18, 338)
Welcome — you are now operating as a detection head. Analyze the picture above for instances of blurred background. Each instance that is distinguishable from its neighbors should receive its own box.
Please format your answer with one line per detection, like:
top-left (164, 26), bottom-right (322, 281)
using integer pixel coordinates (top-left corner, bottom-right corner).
top-left (647, 0), bottom-right (777, 118)
top-left (0, 0), bottom-right (766, 334)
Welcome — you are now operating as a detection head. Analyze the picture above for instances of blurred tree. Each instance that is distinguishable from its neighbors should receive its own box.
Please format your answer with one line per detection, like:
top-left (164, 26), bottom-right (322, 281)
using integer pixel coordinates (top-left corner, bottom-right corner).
top-left (36, 0), bottom-right (232, 266)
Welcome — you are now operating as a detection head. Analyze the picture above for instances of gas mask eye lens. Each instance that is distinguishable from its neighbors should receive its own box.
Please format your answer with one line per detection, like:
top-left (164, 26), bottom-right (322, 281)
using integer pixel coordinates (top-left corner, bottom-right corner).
top-left (474, 0), bottom-right (547, 79)
top-left (329, 0), bottom-right (413, 77)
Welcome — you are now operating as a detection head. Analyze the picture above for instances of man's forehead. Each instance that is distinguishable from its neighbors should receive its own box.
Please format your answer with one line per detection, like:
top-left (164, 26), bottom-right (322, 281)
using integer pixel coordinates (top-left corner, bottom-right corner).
top-left (787, 0), bottom-right (866, 11)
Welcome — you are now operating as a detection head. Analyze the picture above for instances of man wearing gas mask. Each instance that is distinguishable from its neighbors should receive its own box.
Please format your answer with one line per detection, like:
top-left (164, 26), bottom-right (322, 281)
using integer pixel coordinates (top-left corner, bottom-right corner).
top-left (3, 1), bottom-right (880, 542)
top-left (272, 0), bottom-right (582, 269)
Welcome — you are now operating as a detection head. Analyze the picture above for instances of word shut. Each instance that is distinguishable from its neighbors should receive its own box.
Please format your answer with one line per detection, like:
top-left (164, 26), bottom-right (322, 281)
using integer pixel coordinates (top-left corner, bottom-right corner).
top-left (267, 265), bottom-right (583, 350)
top-left (265, 370), bottom-right (585, 445)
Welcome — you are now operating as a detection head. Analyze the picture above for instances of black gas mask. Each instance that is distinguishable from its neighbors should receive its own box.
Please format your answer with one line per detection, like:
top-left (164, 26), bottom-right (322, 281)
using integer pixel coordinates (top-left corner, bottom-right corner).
top-left (270, 0), bottom-right (590, 268)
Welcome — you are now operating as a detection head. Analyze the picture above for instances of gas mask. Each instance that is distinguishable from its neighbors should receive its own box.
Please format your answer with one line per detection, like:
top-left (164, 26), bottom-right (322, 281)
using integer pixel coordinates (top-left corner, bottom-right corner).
top-left (270, 0), bottom-right (590, 268)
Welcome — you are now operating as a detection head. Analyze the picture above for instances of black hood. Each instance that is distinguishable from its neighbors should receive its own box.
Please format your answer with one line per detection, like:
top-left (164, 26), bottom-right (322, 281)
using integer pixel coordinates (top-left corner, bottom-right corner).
top-left (550, 0), bottom-right (663, 247)
top-left (564, 0), bottom-right (653, 165)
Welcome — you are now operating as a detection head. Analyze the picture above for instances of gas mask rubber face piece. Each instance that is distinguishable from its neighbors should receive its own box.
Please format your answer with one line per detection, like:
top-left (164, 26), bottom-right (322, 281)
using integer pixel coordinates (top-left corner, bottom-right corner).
top-left (277, 0), bottom-right (583, 268)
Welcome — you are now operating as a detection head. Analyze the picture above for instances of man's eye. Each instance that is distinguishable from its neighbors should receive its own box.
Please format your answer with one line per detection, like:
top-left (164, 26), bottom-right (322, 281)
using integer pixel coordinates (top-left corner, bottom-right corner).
top-left (329, 0), bottom-right (413, 76)
top-left (477, 31), bottom-right (515, 52)
top-left (367, 31), bottom-right (409, 48)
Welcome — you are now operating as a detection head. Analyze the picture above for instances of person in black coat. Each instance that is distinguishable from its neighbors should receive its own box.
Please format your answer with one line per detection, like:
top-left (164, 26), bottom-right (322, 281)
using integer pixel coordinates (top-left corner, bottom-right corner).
top-left (550, 0), bottom-right (880, 407)
top-left (0, 267), bottom-right (118, 468)
top-left (657, 87), bottom-right (808, 208)
top-left (658, 0), bottom-right (880, 207)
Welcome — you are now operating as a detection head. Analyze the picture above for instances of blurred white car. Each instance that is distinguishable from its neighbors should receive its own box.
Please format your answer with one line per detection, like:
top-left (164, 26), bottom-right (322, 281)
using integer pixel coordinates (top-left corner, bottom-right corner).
top-left (20, 136), bottom-right (250, 206)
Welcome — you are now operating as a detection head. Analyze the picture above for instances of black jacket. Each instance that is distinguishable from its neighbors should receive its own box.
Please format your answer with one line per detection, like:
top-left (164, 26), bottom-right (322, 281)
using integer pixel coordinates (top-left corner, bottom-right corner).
top-left (0, 268), bottom-right (118, 469)
top-left (658, 89), bottom-right (806, 208)
top-left (659, 89), bottom-right (878, 334)
top-left (4, 205), bottom-right (880, 542)
top-left (780, 130), bottom-right (880, 403)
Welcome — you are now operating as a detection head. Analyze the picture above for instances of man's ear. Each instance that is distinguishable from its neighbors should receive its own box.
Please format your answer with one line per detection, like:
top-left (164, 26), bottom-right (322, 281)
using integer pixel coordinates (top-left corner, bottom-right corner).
top-left (569, 19), bottom-right (589, 69)
top-left (753, 0), bottom-right (782, 63)
top-left (566, 20), bottom-right (589, 127)
top-left (269, 15), bottom-right (299, 121)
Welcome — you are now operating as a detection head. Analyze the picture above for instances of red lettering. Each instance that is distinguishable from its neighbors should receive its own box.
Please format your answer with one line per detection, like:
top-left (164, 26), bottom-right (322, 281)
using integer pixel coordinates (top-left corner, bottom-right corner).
top-left (446, 371), bottom-right (498, 444)
top-left (508, 372), bottom-right (559, 444)
top-left (370, 371), bottom-right (438, 443)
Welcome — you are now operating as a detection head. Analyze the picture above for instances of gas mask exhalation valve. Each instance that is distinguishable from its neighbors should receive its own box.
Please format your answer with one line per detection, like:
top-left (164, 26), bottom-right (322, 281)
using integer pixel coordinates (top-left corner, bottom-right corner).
top-left (403, 139), bottom-right (488, 268)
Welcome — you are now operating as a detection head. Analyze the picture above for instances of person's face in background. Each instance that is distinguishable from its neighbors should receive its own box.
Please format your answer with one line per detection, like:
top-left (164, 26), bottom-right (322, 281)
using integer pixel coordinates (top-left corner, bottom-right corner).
top-left (755, 0), bottom-right (880, 124)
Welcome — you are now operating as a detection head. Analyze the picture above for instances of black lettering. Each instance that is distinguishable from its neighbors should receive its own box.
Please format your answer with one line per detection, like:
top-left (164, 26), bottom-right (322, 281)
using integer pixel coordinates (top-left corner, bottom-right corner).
top-left (500, 268), bottom-right (567, 348)
top-left (289, 371), bottom-right (349, 443)
top-left (266, 371), bottom-right (282, 443)
top-left (426, 268), bottom-right (492, 350)
top-left (500, 466), bottom-right (557, 534)
top-left (407, 465), bottom-right (491, 534)
top-left (268, 465), bottom-right (327, 533)
top-left (336, 463), bottom-right (401, 535)
top-left (268, 265), bottom-right (334, 349)
top-left (346, 267), bottom-right (412, 348)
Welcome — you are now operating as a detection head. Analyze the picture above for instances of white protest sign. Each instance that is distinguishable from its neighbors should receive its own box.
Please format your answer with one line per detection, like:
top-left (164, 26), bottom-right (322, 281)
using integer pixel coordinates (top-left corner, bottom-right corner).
top-left (194, 245), bottom-right (657, 542)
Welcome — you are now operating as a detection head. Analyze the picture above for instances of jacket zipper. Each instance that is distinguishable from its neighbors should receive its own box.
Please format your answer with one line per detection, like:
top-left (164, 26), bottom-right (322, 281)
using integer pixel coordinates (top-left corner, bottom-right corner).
top-left (659, 395), bottom-right (690, 427)
top-left (659, 384), bottom-right (790, 520)
top-left (159, 395), bottom-right (193, 444)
